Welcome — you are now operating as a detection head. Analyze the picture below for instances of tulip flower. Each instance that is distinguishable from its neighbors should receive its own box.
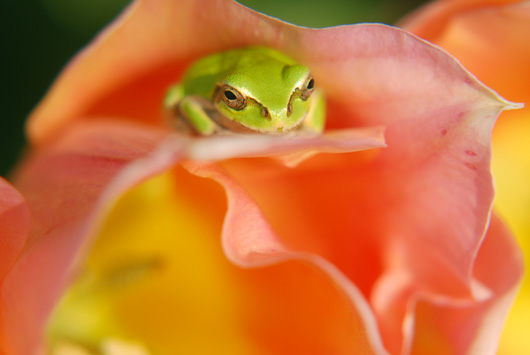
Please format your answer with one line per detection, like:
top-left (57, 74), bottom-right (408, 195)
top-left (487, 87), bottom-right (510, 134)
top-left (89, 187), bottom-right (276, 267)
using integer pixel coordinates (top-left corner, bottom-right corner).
top-left (0, 0), bottom-right (524, 354)
top-left (401, 1), bottom-right (530, 353)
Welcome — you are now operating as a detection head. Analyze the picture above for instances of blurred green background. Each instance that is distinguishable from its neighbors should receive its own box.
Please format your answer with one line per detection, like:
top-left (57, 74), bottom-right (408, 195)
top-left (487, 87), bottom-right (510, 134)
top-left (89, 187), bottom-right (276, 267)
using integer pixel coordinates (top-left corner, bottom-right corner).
top-left (1, 0), bottom-right (429, 176)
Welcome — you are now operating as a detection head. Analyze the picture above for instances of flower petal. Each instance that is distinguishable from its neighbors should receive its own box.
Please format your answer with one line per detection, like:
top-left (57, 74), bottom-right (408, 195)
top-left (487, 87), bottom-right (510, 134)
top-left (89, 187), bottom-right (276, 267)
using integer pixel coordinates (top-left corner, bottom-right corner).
top-left (402, 2), bottom-right (529, 352)
top-left (0, 179), bottom-right (30, 280)
top-left (283, 21), bottom-right (520, 286)
top-left (2, 121), bottom-right (181, 354)
top-left (183, 161), bottom-right (389, 354)
top-left (183, 161), bottom-right (289, 267)
top-left (371, 214), bottom-right (523, 354)
top-left (401, 1), bottom-right (530, 105)
top-left (409, 214), bottom-right (523, 355)
top-left (0, 179), bottom-right (31, 353)
top-left (186, 126), bottom-right (385, 166)
top-left (238, 258), bottom-right (387, 354)
top-left (398, 0), bottom-right (522, 40)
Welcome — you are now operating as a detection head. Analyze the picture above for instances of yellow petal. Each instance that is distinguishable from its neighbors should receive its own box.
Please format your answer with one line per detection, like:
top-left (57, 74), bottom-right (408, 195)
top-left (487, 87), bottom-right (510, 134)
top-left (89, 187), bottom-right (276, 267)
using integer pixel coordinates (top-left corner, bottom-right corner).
top-left (492, 109), bottom-right (530, 355)
top-left (47, 169), bottom-right (255, 354)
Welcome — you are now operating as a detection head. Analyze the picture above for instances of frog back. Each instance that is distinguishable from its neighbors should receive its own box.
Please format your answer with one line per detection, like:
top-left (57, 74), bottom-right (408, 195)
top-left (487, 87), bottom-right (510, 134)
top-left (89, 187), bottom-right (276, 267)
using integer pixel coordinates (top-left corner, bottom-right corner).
top-left (180, 47), bottom-right (297, 100)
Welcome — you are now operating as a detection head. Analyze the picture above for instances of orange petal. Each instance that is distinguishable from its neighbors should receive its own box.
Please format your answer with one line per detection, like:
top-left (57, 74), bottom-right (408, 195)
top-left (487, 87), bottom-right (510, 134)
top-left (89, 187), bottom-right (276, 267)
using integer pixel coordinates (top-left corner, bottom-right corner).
top-left (183, 161), bottom-right (388, 353)
top-left (238, 257), bottom-right (389, 354)
top-left (398, 0), bottom-right (522, 39)
top-left (402, 1), bottom-right (530, 104)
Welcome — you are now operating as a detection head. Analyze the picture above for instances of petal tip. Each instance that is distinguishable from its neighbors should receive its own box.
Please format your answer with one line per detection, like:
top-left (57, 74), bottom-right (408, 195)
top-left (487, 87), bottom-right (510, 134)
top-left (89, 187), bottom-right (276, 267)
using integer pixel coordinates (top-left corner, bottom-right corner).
top-left (502, 101), bottom-right (525, 111)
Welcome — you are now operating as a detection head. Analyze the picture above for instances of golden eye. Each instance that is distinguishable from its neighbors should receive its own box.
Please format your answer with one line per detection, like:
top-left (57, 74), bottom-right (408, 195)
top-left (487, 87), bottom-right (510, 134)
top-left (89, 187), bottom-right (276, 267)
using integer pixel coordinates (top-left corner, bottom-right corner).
top-left (221, 85), bottom-right (246, 110)
top-left (301, 76), bottom-right (315, 101)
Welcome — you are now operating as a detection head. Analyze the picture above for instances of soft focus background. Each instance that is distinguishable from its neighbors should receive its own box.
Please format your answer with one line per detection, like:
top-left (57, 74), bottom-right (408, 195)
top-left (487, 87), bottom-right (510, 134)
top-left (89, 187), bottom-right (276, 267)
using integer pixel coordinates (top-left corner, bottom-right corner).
top-left (2, 0), bottom-right (527, 354)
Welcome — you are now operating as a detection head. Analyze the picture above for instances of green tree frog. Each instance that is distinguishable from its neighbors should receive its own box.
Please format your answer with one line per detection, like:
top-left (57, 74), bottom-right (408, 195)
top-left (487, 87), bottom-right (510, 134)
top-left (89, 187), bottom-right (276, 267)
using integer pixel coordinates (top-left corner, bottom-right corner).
top-left (164, 47), bottom-right (325, 135)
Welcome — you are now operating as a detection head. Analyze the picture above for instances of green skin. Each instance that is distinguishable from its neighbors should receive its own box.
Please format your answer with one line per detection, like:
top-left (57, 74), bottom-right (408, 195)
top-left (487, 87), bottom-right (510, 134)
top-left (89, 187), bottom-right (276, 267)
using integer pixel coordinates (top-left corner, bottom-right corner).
top-left (164, 47), bottom-right (326, 135)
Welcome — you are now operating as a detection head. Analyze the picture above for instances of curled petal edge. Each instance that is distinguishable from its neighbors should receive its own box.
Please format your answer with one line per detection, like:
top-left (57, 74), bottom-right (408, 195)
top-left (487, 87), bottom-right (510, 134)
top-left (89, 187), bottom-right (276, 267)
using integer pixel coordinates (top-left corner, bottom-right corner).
top-left (184, 160), bottom-right (391, 354)
top-left (185, 126), bottom-right (386, 167)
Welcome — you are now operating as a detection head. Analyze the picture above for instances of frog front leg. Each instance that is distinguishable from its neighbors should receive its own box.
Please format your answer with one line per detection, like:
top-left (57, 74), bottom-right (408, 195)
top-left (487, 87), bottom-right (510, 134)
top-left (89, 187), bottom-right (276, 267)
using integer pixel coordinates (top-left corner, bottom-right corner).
top-left (165, 84), bottom-right (222, 135)
top-left (300, 89), bottom-right (326, 134)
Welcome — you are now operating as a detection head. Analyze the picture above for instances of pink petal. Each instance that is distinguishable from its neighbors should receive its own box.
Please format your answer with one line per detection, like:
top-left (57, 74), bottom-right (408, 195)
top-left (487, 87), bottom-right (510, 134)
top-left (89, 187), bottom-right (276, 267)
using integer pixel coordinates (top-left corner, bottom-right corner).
top-left (371, 215), bottom-right (523, 354)
top-left (401, 4), bottom-right (529, 351)
top-left (290, 23), bottom-right (520, 288)
top-left (0, 179), bottom-right (31, 353)
top-left (0, 179), bottom-right (30, 280)
top-left (186, 126), bottom-right (385, 166)
top-left (409, 215), bottom-right (523, 355)
top-left (183, 161), bottom-right (289, 267)
top-left (3, 121), bottom-right (180, 354)
top-left (401, 1), bottom-right (530, 151)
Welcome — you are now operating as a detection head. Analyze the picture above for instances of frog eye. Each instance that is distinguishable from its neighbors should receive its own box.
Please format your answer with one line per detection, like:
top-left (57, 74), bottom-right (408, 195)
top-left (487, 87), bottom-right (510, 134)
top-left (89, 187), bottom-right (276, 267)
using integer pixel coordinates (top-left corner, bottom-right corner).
top-left (221, 85), bottom-right (246, 110)
top-left (301, 76), bottom-right (315, 101)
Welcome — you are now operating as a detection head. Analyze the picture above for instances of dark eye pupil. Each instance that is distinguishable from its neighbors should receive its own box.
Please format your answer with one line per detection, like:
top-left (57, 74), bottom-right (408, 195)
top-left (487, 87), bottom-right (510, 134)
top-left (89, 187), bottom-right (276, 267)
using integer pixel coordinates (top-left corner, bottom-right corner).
top-left (307, 78), bottom-right (314, 90)
top-left (224, 90), bottom-right (237, 100)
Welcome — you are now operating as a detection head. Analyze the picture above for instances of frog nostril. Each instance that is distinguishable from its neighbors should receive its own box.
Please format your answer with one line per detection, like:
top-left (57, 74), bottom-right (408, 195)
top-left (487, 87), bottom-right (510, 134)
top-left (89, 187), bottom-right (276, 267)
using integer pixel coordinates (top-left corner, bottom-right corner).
top-left (261, 107), bottom-right (271, 119)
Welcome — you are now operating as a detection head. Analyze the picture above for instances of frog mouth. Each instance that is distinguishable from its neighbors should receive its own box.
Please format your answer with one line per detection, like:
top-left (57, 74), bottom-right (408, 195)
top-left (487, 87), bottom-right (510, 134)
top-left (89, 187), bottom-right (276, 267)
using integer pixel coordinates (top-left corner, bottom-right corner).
top-left (215, 112), bottom-right (306, 134)
top-left (211, 102), bottom-right (308, 134)
top-left (175, 94), bottom-right (309, 135)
